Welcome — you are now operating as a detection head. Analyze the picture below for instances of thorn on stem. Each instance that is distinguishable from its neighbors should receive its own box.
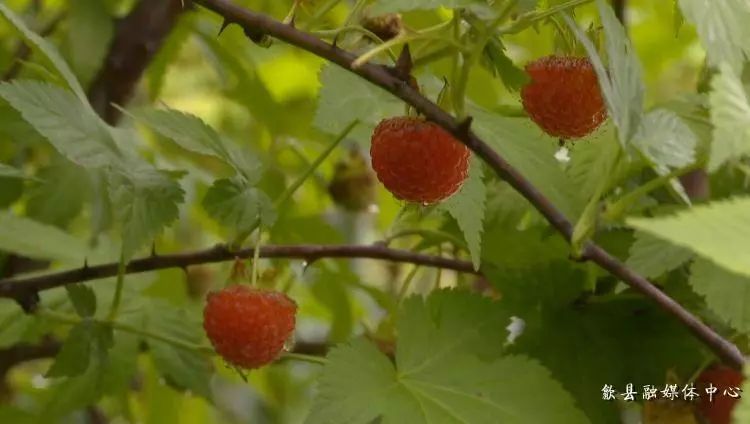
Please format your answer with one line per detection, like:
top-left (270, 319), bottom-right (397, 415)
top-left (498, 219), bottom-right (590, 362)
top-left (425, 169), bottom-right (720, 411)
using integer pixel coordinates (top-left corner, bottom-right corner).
top-left (457, 116), bottom-right (473, 138)
top-left (151, 243), bottom-right (158, 258)
top-left (387, 45), bottom-right (414, 82)
top-left (243, 27), bottom-right (271, 47)
top-left (568, 252), bottom-right (589, 263)
top-left (16, 290), bottom-right (40, 314)
top-left (218, 19), bottom-right (231, 37)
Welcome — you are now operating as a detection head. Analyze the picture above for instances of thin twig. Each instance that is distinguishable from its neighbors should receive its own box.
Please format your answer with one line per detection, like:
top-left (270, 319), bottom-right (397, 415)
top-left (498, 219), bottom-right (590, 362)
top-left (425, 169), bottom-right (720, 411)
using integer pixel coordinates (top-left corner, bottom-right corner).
top-left (190, 0), bottom-right (745, 369)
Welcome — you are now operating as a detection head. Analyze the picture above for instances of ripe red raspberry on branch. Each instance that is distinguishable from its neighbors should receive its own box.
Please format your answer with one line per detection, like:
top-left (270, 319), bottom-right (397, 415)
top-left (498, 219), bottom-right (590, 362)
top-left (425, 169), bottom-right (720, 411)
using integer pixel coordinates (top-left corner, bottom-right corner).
top-left (695, 365), bottom-right (744, 424)
top-left (203, 285), bottom-right (297, 369)
top-left (370, 116), bottom-right (470, 204)
top-left (521, 55), bottom-right (607, 140)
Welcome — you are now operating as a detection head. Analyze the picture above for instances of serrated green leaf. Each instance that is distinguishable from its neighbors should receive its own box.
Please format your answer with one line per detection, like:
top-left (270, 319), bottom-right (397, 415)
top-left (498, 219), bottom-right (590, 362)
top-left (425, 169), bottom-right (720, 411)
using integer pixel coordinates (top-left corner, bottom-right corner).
top-left (471, 106), bottom-right (584, 219)
top-left (0, 212), bottom-right (87, 262)
top-left (627, 197), bottom-right (750, 279)
top-left (678, 0), bottom-right (750, 73)
top-left (564, 0), bottom-right (645, 145)
top-left (626, 231), bottom-right (693, 279)
top-left (203, 177), bottom-right (276, 234)
top-left (46, 320), bottom-right (112, 378)
top-left (107, 166), bottom-right (184, 260)
top-left (486, 263), bottom-right (706, 423)
top-left (0, 4), bottom-right (87, 101)
top-left (128, 107), bottom-right (263, 182)
top-left (65, 284), bottom-right (96, 318)
top-left (307, 290), bottom-right (587, 424)
top-left (315, 65), bottom-right (402, 140)
top-left (634, 109), bottom-right (697, 170)
top-left (142, 301), bottom-right (213, 399)
top-left (66, 0), bottom-right (114, 86)
top-left (690, 258), bottom-right (750, 333)
top-left (370, 0), bottom-right (480, 14)
top-left (708, 63), bottom-right (750, 172)
top-left (440, 158), bottom-right (486, 270)
top-left (0, 80), bottom-right (119, 168)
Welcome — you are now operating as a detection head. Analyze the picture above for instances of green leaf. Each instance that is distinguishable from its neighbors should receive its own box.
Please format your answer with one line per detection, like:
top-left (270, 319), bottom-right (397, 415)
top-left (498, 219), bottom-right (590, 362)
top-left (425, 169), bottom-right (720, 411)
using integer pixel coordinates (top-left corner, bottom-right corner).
top-left (564, 0), bottom-right (645, 145)
top-left (46, 320), bottom-right (112, 378)
top-left (440, 158), bottom-right (486, 270)
top-left (141, 301), bottom-right (213, 399)
top-left (708, 63), bottom-right (750, 172)
top-left (40, 331), bottom-right (138, 420)
top-left (107, 166), bottom-right (184, 260)
top-left (370, 0), bottom-right (479, 14)
top-left (471, 106), bottom-right (584, 219)
top-left (315, 65), bottom-right (402, 140)
top-left (65, 0), bottom-right (114, 86)
top-left (0, 406), bottom-right (34, 424)
top-left (690, 258), bottom-right (750, 333)
top-left (203, 177), bottom-right (276, 234)
top-left (678, 0), bottom-right (750, 72)
top-left (0, 4), bottom-right (88, 101)
top-left (65, 284), bottom-right (97, 318)
top-left (128, 107), bottom-right (262, 182)
top-left (567, 125), bottom-right (630, 201)
top-left (634, 109), bottom-right (697, 170)
top-left (26, 157), bottom-right (90, 228)
top-left (0, 212), bottom-right (87, 262)
top-left (307, 290), bottom-right (588, 424)
top-left (485, 263), bottom-right (706, 423)
top-left (0, 81), bottom-right (119, 168)
top-left (626, 231), bottom-right (693, 279)
top-left (627, 197), bottom-right (750, 279)
top-left (309, 265), bottom-right (355, 343)
top-left (571, 193), bottom-right (600, 255)
top-left (481, 38), bottom-right (530, 91)
top-left (0, 163), bottom-right (33, 180)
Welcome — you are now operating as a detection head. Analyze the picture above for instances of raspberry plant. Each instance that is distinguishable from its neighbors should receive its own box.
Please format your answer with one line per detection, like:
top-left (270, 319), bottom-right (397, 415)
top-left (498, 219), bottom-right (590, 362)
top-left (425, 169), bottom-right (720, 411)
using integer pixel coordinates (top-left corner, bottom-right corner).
top-left (0, 0), bottom-right (749, 423)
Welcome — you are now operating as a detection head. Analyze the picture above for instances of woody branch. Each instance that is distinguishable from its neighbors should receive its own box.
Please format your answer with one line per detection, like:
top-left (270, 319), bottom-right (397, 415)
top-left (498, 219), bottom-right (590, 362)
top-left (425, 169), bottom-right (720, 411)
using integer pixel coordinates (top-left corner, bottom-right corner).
top-left (186, 0), bottom-right (745, 368)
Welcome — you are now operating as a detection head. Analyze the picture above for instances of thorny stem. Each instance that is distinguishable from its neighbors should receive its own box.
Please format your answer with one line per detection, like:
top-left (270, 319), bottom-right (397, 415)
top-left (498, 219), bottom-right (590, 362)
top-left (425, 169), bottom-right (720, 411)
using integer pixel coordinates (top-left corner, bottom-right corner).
top-left (0, 244), bottom-right (477, 296)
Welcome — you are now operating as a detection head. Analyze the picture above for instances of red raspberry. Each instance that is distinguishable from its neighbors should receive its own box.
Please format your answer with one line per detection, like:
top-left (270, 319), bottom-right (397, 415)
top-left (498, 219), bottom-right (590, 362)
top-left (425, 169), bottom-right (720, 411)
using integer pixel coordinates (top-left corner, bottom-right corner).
top-left (521, 55), bottom-right (607, 140)
top-left (370, 116), bottom-right (470, 204)
top-left (203, 285), bottom-right (297, 369)
top-left (695, 365), bottom-right (744, 424)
